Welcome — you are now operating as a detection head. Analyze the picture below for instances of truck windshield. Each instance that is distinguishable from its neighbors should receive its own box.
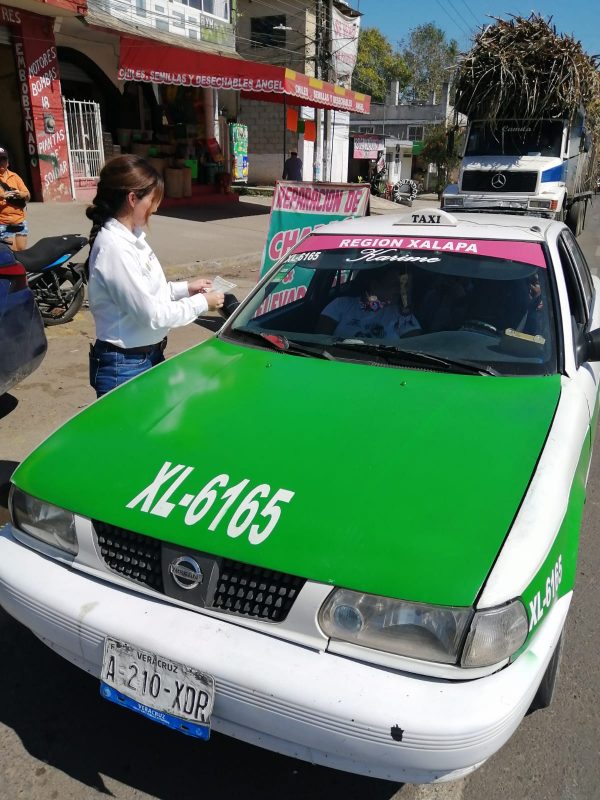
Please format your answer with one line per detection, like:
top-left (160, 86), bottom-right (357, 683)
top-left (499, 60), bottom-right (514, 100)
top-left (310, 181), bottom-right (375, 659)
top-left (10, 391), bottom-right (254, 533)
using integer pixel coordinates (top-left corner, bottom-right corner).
top-left (465, 120), bottom-right (564, 157)
top-left (227, 237), bottom-right (557, 377)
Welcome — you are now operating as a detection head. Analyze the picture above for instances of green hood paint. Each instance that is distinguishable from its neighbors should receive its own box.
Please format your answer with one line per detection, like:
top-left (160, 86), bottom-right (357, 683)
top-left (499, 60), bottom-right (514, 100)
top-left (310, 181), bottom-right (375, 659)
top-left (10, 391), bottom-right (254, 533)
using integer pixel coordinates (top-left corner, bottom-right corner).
top-left (14, 338), bottom-right (561, 606)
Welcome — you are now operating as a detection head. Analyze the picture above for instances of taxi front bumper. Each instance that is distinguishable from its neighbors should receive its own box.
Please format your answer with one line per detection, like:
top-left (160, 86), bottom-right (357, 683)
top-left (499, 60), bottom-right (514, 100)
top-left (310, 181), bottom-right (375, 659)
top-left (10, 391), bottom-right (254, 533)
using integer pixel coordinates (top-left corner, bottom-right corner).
top-left (0, 527), bottom-right (569, 785)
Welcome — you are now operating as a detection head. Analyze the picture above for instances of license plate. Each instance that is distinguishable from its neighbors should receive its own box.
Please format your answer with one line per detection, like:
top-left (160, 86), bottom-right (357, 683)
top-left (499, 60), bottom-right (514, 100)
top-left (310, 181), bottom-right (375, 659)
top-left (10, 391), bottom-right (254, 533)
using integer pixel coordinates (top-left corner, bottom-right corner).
top-left (100, 638), bottom-right (214, 739)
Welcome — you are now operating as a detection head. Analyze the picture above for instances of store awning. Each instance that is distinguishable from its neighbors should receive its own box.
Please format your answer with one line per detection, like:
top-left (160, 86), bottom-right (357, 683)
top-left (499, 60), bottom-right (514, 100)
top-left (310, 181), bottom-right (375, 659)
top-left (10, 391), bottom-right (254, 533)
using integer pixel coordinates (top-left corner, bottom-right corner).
top-left (118, 36), bottom-right (371, 115)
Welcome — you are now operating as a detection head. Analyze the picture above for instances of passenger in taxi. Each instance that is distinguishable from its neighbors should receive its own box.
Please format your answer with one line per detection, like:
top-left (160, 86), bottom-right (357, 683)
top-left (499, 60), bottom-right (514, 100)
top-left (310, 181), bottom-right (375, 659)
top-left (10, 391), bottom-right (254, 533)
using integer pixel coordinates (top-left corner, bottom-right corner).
top-left (523, 273), bottom-right (544, 332)
top-left (317, 266), bottom-right (421, 340)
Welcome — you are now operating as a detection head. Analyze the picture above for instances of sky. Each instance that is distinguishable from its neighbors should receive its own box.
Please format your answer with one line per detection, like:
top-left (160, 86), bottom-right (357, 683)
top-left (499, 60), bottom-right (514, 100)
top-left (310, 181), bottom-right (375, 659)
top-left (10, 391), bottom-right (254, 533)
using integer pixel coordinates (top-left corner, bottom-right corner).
top-left (353, 0), bottom-right (600, 57)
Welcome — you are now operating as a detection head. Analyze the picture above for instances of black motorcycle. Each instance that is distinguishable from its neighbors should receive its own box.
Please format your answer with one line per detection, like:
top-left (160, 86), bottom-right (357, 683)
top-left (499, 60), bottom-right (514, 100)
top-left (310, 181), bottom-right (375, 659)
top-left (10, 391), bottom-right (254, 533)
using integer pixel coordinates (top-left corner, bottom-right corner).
top-left (14, 234), bottom-right (88, 326)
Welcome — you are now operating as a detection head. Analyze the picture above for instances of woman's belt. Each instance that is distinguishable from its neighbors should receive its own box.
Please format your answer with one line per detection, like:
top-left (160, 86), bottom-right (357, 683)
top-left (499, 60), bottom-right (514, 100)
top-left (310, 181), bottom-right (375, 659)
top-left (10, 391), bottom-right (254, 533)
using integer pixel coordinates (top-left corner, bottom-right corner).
top-left (95, 338), bottom-right (167, 356)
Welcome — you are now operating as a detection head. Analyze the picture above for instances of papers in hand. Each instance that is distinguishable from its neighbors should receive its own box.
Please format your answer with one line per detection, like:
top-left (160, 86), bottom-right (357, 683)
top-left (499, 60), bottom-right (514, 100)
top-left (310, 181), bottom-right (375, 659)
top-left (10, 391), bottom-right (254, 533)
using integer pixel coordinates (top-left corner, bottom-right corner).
top-left (212, 276), bottom-right (237, 293)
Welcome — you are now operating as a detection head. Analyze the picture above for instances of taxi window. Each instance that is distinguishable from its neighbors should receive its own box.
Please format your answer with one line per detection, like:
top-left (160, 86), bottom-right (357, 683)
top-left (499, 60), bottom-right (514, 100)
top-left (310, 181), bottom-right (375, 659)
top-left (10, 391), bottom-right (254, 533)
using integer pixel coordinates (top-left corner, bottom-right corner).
top-left (557, 235), bottom-right (587, 326)
top-left (561, 230), bottom-right (594, 313)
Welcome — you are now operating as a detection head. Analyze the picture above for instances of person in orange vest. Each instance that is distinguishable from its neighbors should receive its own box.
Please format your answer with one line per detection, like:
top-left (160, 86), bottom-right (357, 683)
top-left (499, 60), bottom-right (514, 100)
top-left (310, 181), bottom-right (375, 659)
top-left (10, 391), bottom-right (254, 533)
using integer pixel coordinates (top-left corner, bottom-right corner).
top-left (0, 147), bottom-right (30, 251)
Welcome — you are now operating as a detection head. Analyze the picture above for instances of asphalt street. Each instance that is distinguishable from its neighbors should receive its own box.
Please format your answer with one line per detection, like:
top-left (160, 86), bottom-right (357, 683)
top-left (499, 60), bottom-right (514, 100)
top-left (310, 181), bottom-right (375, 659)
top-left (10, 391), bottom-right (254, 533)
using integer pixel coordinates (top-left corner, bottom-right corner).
top-left (0, 196), bottom-right (599, 800)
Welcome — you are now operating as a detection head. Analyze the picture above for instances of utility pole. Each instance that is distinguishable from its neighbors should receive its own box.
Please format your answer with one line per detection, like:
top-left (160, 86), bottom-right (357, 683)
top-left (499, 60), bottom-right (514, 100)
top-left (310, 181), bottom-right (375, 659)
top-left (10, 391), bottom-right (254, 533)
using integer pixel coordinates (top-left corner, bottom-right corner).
top-left (322, 0), bottom-right (333, 181)
top-left (313, 0), bottom-right (324, 181)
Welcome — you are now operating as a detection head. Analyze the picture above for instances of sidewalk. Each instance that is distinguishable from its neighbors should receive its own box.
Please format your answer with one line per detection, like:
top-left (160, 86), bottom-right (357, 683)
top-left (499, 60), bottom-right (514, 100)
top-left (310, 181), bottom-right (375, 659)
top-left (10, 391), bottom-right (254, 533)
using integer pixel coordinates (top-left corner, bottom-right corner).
top-left (25, 196), bottom-right (274, 289)
top-left (25, 192), bottom-right (441, 287)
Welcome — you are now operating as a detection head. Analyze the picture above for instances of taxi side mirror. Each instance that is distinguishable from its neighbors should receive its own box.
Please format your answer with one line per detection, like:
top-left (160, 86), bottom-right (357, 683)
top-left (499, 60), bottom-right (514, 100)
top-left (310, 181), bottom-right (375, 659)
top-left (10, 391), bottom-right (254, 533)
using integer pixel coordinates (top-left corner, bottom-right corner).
top-left (219, 292), bottom-right (240, 319)
top-left (194, 293), bottom-right (241, 333)
top-left (578, 328), bottom-right (600, 362)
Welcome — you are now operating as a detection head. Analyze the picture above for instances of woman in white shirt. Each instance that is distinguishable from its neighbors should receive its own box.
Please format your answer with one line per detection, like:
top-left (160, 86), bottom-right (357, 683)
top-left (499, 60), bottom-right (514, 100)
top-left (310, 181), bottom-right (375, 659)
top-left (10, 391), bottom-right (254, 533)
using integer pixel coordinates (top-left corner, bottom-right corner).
top-left (87, 154), bottom-right (224, 397)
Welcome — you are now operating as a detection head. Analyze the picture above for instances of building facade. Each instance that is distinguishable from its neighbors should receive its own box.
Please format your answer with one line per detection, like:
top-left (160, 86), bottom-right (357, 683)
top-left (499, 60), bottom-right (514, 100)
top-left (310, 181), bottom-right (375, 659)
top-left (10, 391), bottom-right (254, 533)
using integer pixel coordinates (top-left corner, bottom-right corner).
top-left (0, 0), bottom-right (366, 203)
top-left (350, 81), bottom-right (466, 190)
top-left (236, 0), bottom-right (361, 185)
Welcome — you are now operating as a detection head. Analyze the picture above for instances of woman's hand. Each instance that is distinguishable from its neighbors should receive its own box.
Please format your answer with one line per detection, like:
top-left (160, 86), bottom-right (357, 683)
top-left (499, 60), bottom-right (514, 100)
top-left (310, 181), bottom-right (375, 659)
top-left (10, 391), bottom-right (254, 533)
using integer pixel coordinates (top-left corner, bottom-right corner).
top-left (204, 291), bottom-right (225, 311)
top-left (188, 277), bottom-right (213, 295)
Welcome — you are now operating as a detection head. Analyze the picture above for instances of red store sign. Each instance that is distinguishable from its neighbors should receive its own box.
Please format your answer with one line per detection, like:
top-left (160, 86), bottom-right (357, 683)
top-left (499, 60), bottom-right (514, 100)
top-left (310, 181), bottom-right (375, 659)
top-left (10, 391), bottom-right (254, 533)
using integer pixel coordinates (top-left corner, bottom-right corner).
top-left (353, 134), bottom-right (385, 160)
top-left (2, 4), bottom-right (72, 201)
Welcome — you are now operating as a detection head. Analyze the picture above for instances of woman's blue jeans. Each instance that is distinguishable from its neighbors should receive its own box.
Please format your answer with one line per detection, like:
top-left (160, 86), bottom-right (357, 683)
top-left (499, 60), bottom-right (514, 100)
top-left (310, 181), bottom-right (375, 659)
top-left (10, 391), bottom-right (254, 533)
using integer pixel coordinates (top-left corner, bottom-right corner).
top-left (89, 340), bottom-right (165, 398)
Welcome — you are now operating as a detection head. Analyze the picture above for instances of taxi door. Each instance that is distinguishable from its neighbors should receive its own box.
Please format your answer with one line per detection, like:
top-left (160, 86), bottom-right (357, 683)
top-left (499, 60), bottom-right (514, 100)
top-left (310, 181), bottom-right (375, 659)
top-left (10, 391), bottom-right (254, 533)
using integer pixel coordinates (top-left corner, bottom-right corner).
top-left (556, 230), bottom-right (600, 435)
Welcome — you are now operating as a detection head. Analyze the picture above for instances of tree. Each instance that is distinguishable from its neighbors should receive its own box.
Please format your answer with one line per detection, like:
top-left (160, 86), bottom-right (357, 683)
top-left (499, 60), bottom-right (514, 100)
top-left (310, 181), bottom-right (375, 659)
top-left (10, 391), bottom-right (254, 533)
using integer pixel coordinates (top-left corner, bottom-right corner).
top-left (352, 27), bottom-right (410, 104)
top-left (420, 123), bottom-right (464, 197)
top-left (400, 23), bottom-right (459, 102)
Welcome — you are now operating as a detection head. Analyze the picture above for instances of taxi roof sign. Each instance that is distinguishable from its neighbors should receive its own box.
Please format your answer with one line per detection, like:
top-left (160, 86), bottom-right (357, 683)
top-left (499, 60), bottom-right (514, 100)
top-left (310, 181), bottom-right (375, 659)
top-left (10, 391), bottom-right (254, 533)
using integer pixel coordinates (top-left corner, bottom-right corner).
top-left (393, 208), bottom-right (458, 227)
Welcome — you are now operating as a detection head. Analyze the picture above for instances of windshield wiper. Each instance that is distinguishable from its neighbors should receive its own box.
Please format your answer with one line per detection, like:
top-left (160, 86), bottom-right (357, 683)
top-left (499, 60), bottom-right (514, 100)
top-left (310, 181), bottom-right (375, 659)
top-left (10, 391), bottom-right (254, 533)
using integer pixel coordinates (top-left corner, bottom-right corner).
top-left (330, 341), bottom-right (499, 376)
top-left (230, 328), bottom-right (335, 360)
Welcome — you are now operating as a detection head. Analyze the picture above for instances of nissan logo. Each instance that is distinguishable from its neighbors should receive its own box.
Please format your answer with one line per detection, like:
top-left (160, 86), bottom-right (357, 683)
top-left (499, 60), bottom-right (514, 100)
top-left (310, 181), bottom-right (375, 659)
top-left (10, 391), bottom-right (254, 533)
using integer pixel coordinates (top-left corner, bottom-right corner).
top-left (491, 172), bottom-right (507, 189)
top-left (169, 556), bottom-right (203, 590)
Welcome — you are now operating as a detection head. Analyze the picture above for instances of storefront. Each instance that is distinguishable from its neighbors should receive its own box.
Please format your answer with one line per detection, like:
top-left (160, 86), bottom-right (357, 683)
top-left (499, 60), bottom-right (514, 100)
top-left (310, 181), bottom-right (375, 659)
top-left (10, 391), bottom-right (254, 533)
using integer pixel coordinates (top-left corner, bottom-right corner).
top-left (0, 2), bottom-right (370, 204)
top-left (0, 3), bottom-right (73, 202)
top-left (117, 35), bottom-right (371, 199)
top-left (348, 133), bottom-right (414, 187)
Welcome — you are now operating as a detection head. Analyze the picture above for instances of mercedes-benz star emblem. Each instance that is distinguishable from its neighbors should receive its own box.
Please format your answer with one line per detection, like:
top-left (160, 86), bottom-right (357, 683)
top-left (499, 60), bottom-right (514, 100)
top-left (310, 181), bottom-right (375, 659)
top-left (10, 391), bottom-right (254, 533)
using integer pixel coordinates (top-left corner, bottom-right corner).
top-left (491, 172), bottom-right (507, 189)
top-left (169, 556), bottom-right (203, 590)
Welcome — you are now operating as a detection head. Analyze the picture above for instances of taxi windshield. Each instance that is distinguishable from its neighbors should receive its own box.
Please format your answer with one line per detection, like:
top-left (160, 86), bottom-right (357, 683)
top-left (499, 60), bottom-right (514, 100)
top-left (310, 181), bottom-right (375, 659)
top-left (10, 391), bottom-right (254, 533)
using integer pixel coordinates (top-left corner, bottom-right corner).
top-left (228, 235), bottom-right (556, 376)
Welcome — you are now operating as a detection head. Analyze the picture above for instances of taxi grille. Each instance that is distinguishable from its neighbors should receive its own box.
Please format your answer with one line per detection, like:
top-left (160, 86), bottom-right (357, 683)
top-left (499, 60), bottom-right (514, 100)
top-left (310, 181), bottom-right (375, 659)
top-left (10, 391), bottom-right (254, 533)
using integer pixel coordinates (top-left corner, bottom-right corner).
top-left (94, 520), bottom-right (164, 592)
top-left (92, 521), bottom-right (304, 622)
top-left (214, 560), bottom-right (304, 621)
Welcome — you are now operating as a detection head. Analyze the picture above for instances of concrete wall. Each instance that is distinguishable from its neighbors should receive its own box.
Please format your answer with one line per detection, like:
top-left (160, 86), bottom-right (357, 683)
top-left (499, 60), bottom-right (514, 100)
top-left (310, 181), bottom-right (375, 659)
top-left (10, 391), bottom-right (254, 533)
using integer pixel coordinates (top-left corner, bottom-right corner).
top-left (327, 111), bottom-right (349, 182)
top-left (238, 98), bottom-right (299, 183)
top-left (350, 83), bottom-right (462, 139)
top-left (238, 99), bottom-right (350, 185)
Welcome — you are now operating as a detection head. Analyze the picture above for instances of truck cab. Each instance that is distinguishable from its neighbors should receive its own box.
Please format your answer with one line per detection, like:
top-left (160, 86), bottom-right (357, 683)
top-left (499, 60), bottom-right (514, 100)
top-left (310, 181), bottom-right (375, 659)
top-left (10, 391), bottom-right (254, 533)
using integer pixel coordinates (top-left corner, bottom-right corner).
top-left (443, 117), bottom-right (593, 233)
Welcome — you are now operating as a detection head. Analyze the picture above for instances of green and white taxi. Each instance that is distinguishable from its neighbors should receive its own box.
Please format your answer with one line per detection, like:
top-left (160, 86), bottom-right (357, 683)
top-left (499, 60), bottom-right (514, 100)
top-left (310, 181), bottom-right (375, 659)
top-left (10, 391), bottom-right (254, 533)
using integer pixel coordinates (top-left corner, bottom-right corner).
top-left (1, 208), bottom-right (599, 783)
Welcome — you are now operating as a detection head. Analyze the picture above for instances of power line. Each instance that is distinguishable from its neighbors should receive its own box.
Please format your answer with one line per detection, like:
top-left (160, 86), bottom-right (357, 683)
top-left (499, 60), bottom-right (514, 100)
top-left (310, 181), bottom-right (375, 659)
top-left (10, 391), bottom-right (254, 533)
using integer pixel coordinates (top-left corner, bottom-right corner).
top-left (433, 0), bottom-right (471, 39)
top-left (445, 0), bottom-right (475, 37)
top-left (459, 0), bottom-right (480, 26)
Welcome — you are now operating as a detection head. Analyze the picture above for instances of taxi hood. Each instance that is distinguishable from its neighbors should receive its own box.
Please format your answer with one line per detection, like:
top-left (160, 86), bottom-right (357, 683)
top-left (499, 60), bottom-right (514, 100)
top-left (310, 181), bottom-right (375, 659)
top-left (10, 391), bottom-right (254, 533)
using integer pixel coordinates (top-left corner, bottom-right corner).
top-left (13, 338), bottom-right (560, 607)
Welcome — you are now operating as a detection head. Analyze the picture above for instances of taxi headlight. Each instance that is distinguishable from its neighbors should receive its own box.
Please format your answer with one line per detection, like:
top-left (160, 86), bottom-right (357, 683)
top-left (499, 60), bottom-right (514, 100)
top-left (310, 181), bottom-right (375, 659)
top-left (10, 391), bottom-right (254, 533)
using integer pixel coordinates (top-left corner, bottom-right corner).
top-left (319, 590), bottom-right (529, 667)
top-left (319, 589), bottom-right (473, 663)
top-left (9, 486), bottom-right (78, 555)
top-left (461, 601), bottom-right (528, 667)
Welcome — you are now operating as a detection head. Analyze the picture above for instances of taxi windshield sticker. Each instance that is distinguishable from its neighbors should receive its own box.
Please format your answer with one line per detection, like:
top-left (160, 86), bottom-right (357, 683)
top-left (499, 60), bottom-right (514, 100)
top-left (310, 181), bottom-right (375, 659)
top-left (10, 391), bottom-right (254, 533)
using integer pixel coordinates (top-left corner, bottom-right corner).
top-left (293, 235), bottom-right (547, 269)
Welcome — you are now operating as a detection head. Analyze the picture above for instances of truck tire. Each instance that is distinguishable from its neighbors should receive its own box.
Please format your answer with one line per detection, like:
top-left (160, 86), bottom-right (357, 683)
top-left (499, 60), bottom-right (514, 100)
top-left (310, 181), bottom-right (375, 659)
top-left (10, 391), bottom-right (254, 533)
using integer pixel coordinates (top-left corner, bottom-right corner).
top-left (566, 201), bottom-right (584, 236)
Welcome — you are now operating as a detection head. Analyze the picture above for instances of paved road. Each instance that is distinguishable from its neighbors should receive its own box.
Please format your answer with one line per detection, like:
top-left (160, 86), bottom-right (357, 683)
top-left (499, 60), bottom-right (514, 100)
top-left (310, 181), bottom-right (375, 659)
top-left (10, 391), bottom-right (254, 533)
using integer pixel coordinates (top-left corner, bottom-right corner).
top-left (0, 198), bottom-right (599, 800)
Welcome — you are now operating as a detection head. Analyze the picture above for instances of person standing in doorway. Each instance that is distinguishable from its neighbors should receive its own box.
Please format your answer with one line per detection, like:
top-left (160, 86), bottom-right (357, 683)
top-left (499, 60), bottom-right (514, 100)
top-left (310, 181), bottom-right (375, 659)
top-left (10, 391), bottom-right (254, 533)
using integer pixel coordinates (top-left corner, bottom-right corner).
top-left (0, 147), bottom-right (30, 251)
top-left (282, 150), bottom-right (303, 181)
top-left (87, 154), bottom-right (224, 398)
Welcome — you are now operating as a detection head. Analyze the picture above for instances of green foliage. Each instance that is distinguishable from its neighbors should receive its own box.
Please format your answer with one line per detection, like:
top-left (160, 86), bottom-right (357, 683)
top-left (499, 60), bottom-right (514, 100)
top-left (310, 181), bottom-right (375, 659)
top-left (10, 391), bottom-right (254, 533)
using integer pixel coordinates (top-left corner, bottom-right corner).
top-left (401, 23), bottom-right (458, 102)
top-left (421, 124), bottom-right (464, 195)
top-left (352, 27), bottom-right (410, 103)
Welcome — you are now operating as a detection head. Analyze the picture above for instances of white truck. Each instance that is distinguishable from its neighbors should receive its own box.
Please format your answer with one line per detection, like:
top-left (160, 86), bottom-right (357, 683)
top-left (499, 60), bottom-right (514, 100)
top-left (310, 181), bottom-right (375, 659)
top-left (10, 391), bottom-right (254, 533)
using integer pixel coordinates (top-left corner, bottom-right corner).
top-left (442, 114), bottom-right (596, 235)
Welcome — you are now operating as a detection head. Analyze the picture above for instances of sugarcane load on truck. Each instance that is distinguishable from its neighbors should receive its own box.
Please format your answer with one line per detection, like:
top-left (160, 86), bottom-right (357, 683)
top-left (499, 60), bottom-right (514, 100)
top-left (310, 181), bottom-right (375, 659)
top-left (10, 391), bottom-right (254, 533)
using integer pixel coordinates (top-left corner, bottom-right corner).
top-left (442, 14), bottom-right (600, 235)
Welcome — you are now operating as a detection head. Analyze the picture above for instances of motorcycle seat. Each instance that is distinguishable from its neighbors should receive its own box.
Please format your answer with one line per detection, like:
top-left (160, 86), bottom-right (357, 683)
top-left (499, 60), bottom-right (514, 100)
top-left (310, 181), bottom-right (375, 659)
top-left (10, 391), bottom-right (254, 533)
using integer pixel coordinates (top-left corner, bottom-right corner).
top-left (15, 234), bottom-right (88, 273)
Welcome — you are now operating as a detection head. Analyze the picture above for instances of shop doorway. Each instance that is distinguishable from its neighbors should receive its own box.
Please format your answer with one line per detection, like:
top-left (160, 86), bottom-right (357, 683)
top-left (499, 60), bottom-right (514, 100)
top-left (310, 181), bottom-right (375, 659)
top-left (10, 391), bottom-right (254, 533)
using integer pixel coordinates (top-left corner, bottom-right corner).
top-left (63, 98), bottom-right (105, 201)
